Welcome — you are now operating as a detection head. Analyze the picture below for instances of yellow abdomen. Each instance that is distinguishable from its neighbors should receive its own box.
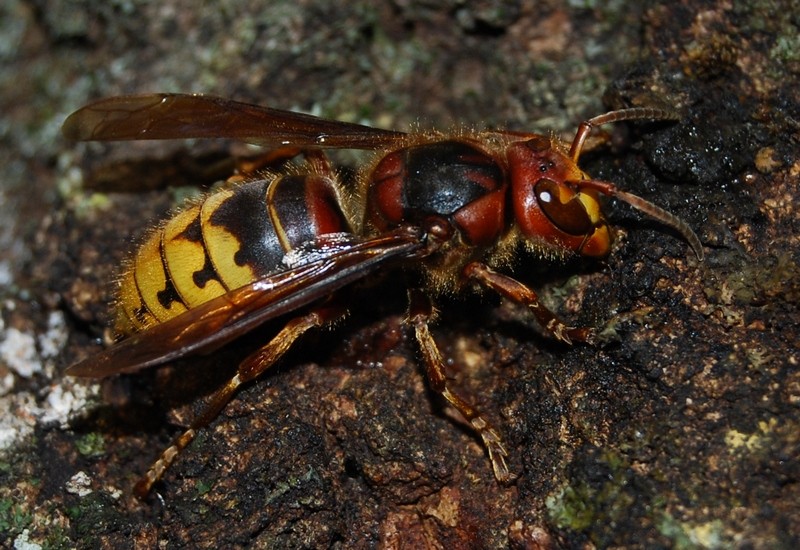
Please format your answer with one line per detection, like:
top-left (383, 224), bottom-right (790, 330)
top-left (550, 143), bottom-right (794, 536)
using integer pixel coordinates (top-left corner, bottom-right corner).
top-left (114, 174), bottom-right (350, 335)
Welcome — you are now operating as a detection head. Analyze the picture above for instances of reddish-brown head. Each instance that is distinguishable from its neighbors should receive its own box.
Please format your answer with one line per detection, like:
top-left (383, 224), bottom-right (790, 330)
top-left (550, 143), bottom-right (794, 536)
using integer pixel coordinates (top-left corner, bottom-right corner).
top-left (507, 136), bottom-right (611, 257)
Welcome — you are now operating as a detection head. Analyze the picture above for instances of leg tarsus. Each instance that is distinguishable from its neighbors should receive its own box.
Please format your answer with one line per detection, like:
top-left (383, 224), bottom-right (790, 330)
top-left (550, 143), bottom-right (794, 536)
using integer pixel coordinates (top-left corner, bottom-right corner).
top-left (566, 326), bottom-right (597, 346)
top-left (467, 411), bottom-right (513, 483)
top-left (409, 289), bottom-right (511, 482)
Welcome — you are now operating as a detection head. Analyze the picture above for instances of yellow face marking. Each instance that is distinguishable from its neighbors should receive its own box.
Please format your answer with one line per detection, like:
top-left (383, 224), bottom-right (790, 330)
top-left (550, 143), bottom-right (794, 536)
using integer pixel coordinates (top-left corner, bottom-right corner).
top-left (576, 190), bottom-right (603, 224)
top-left (200, 188), bottom-right (257, 290)
top-left (134, 230), bottom-right (188, 322)
top-left (576, 189), bottom-right (610, 257)
top-left (162, 205), bottom-right (227, 307)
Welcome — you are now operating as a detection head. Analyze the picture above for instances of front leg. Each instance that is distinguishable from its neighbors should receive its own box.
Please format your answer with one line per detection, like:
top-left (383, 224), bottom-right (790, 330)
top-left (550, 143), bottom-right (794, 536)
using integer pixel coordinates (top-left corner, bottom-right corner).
top-left (407, 289), bottom-right (511, 483)
top-left (463, 262), bottom-right (596, 345)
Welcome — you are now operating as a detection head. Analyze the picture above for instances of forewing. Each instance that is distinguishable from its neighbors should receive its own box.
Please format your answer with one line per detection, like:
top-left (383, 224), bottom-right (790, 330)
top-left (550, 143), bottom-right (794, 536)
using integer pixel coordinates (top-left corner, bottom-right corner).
top-left (62, 93), bottom-right (407, 149)
top-left (66, 228), bottom-right (425, 378)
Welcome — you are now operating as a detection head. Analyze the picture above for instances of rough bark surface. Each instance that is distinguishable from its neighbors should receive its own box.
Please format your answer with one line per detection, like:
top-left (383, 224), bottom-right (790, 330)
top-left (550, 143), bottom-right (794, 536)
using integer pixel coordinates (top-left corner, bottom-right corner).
top-left (1, 1), bottom-right (797, 548)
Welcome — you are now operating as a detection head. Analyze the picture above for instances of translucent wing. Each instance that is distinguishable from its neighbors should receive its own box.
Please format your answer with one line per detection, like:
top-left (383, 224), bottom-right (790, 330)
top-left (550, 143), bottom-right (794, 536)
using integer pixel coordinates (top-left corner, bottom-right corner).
top-left (62, 93), bottom-right (408, 149)
top-left (67, 227), bottom-right (425, 378)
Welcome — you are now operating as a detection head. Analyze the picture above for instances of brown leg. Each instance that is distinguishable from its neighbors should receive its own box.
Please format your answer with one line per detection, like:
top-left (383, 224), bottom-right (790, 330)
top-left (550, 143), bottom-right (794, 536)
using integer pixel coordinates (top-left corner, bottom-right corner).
top-left (407, 289), bottom-right (511, 483)
top-left (134, 306), bottom-right (341, 498)
top-left (228, 147), bottom-right (334, 184)
top-left (463, 262), bottom-right (595, 345)
top-left (232, 146), bottom-right (304, 179)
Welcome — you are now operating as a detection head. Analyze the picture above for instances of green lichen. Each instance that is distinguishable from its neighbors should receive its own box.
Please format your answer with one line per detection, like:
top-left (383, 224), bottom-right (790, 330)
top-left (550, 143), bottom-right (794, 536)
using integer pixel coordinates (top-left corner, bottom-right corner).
top-left (546, 450), bottom-right (634, 534)
top-left (657, 513), bottom-right (726, 550)
top-left (64, 492), bottom-right (117, 542)
top-left (75, 433), bottom-right (105, 458)
top-left (0, 498), bottom-right (33, 538)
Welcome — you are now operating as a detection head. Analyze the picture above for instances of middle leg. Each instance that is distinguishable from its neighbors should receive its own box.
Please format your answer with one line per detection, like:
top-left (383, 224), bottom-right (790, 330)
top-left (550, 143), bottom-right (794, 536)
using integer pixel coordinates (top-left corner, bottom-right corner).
top-left (407, 289), bottom-right (511, 483)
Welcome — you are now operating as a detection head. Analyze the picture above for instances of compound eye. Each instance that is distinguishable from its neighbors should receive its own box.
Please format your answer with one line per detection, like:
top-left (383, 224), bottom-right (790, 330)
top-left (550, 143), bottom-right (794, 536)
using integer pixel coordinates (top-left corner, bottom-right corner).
top-left (534, 179), bottom-right (593, 236)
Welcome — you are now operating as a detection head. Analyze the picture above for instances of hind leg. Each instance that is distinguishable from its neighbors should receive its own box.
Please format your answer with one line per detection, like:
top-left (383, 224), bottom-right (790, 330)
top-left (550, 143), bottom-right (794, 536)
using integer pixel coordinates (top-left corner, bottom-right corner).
top-left (134, 305), bottom-right (342, 498)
